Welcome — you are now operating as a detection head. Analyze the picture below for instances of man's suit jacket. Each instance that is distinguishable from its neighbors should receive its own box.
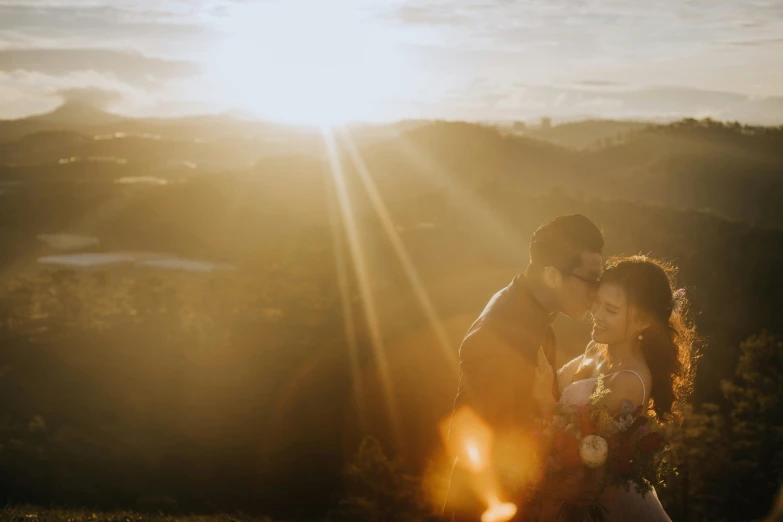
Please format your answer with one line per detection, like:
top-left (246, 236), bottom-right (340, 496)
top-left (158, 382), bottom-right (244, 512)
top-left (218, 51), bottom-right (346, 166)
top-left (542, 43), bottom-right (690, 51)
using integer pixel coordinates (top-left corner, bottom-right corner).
top-left (443, 275), bottom-right (558, 521)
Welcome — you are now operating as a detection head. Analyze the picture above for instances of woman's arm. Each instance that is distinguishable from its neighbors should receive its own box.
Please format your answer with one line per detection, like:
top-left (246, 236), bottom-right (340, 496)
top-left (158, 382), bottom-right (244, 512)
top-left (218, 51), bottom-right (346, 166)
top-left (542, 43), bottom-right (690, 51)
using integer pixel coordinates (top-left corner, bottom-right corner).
top-left (604, 371), bottom-right (647, 415)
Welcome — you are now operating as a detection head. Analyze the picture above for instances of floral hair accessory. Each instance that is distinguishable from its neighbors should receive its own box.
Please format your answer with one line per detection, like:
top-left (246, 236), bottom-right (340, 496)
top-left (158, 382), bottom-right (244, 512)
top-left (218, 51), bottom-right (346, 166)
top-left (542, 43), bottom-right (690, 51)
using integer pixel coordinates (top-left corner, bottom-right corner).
top-left (672, 288), bottom-right (686, 313)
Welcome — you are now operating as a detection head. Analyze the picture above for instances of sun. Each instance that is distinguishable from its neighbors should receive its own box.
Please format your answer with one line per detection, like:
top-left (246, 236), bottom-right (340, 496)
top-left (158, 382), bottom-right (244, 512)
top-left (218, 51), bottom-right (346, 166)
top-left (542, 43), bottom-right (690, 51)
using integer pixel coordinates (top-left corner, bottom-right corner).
top-left (205, 1), bottom-right (406, 126)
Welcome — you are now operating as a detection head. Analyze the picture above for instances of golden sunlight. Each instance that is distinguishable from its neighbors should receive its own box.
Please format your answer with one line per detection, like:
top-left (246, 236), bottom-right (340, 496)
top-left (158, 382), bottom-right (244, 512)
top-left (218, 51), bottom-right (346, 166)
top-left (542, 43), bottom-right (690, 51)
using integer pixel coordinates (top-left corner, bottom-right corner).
top-left (481, 501), bottom-right (518, 522)
top-left (206, 1), bottom-right (406, 125)
top-left (440, 407), bottom-right (493, 474)
top-left (466, 441), bottom-right (482, 469)
top-left (322, 125), bottom-right (402, 448)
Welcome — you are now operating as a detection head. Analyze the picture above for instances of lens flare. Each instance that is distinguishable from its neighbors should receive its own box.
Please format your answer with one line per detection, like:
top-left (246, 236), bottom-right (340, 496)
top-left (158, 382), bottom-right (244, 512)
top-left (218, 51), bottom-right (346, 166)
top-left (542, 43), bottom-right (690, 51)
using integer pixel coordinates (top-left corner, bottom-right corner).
top-left (440, 407), bottom-right (493, 473)
top-left (466, 441), bottom-right (482, 469)
top-left (481, 501), bottom-right (518, 522)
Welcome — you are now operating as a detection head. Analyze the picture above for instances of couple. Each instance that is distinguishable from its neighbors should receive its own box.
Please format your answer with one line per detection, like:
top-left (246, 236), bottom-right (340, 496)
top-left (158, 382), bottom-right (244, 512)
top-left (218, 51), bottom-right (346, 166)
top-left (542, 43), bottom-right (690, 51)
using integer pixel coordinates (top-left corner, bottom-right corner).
top-left (443, 214), bottom-right (695, 521)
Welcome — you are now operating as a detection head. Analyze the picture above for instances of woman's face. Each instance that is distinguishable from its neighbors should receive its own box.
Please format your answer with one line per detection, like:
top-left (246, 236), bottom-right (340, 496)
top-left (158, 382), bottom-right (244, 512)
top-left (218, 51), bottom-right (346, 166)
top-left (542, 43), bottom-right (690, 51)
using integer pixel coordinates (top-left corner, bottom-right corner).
top-left (591, 282), bottom-right (646, 345)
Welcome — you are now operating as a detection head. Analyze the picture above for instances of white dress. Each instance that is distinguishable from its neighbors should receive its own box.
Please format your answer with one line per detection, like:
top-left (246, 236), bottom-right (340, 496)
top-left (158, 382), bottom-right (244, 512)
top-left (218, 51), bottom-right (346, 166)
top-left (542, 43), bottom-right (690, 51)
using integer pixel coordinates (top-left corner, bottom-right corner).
top-left (557, 368), bottom-right (673, 522)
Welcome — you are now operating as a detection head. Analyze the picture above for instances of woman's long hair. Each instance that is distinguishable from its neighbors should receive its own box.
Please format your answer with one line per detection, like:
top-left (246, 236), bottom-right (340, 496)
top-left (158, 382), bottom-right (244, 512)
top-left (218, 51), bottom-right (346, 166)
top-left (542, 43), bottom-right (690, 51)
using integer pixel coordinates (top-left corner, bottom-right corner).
top-left (600, 255), bottom-right (698, 420)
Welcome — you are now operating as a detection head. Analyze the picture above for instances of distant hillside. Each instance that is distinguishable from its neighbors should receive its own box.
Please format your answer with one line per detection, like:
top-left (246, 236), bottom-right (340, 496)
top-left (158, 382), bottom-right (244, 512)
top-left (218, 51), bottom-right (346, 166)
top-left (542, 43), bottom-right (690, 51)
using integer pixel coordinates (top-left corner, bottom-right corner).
top-left (355, 119), bottom-right (783, 228)
top-left (584, 119), bottom-right (783, 227)
top-left (28, 101), bottom-right (128, 126)
top-left (0, 102), bottom-right (305, 143)
top-left (356, 121), bottom-right (578, 200)
top-left (3, 113), bottom-right (782, 227)
top-left (0, 129), bottom-right (267, 170)
top-left (510, 119), bottom-right (651, 149)
top-left (0, 104), bottom-right (427, 169)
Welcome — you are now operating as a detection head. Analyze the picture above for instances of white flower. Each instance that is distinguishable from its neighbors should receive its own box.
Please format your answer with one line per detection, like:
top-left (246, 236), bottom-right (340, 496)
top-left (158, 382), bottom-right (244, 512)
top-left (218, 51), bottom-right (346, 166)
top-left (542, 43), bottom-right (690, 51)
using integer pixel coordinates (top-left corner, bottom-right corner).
top-left (579, 435), bottom-right (609, 468)
top-left (615, 413), bottom-right (634, 432)
top-left (620, 399), bottom-right (635, 415)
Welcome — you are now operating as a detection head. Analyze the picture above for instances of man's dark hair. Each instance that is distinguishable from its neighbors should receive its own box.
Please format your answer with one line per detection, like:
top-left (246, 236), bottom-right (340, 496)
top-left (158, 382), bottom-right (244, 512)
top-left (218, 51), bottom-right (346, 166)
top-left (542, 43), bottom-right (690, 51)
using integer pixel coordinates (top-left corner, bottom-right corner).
top-left (526, 214), bottom-right (603, 276)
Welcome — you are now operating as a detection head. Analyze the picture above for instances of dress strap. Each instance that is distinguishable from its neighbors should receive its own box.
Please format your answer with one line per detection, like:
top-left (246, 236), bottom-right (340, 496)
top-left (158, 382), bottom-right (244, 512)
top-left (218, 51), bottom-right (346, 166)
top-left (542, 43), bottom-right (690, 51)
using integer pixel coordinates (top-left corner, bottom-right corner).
top-left (616, 369), bottom-right (647, 404)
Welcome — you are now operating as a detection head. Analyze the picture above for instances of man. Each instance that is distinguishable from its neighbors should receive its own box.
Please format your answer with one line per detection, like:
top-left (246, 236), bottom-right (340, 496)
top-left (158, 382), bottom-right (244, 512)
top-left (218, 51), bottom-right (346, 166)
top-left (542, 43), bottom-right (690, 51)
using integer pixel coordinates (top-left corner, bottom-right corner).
top-left (443, 214), bottom-right (604, 521)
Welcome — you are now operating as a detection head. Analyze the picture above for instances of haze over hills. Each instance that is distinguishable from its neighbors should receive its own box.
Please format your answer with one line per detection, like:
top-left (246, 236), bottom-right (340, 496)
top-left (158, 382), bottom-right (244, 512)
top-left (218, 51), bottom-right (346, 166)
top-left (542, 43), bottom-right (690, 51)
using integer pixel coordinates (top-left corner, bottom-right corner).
top-left (3, 103), bottom-right (783, 228)
top-left (0, 101), bottom-right (303, 143)
top-left (509, 119), bottom-right (652, 149)
top-left (0, 100), bottom-right (782, 520)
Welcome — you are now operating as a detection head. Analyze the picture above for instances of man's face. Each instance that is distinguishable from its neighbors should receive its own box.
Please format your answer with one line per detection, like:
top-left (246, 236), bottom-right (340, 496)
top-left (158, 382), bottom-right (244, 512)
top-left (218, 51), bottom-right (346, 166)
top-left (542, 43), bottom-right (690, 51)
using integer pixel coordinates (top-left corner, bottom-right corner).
top-left (556, 252), bottom-right (603, 319)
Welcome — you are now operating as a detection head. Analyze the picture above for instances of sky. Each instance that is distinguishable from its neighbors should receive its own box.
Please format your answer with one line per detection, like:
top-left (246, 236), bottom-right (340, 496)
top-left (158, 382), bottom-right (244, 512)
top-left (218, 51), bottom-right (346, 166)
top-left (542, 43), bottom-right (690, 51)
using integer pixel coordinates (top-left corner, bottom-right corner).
top-left (0, 0), bottom-right (782, 124)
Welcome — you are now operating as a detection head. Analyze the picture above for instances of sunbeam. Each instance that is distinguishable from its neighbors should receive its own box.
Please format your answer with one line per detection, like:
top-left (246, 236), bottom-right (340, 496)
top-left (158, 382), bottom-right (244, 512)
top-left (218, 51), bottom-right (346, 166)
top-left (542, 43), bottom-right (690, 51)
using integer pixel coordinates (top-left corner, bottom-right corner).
top-left (336, 128), bottom-right (459, 376)
top-left (320, 125), bottom-right (402, 449)
top-left (392, 131), bottom-right (528, 263)
top-left (323, 152), bottom-right (367, 433)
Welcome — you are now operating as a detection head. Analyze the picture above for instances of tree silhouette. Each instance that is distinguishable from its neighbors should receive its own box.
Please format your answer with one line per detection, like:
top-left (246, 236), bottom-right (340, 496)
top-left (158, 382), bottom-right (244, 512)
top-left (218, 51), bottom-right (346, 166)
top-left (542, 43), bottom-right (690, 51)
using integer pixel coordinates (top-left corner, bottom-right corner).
top-left (721, 332), bottom-right (783, 520)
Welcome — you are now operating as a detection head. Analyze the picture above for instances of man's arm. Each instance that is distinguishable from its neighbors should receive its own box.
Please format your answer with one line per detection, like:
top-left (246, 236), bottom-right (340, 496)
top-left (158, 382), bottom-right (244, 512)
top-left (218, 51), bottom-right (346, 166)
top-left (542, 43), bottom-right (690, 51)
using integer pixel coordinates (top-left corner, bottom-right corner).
top-left (455, 327), bottom-right (545, 511)
top-left (534, 347), bottom-right (557, 417)
top-left (458, 328), bottom-right (537, 431)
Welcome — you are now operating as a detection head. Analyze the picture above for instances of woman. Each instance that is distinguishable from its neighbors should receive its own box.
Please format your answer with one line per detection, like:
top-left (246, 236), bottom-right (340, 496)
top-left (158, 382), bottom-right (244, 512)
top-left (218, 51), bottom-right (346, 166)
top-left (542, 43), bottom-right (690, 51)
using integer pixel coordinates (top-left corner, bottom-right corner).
top-left (538, 255), bottom-right (697, 521)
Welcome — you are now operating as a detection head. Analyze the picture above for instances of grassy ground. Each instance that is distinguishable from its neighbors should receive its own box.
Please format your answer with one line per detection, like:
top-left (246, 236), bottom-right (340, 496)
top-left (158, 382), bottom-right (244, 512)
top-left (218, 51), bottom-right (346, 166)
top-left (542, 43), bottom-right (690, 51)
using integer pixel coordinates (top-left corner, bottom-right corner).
top-left (0, 506), bottom-right (279, 522)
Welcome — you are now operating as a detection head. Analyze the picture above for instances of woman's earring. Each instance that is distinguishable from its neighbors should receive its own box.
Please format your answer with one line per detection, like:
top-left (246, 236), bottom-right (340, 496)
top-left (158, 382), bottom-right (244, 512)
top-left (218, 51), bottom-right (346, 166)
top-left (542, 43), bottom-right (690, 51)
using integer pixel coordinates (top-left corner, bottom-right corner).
top-left (638, 333), bottom-right (644, 341)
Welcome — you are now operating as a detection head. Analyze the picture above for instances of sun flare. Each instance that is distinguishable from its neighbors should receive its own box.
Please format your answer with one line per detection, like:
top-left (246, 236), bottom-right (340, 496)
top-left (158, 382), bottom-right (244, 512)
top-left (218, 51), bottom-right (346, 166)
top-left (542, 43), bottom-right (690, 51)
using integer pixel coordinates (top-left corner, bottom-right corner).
top-left (206, 1), bottom-right (407, 125)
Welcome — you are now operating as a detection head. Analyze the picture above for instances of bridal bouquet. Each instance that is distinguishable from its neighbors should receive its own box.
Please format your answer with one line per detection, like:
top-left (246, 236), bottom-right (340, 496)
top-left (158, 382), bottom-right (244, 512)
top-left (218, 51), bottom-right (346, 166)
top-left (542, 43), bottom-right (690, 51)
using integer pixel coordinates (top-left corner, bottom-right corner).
top-left (529, 376), bottom-right (671, 522)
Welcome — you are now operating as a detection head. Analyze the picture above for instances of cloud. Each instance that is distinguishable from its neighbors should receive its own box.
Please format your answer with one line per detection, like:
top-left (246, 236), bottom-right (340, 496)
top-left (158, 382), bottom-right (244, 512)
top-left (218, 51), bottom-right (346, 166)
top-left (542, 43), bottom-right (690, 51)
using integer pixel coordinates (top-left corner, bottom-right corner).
top-left (0, 69), bottom-right (142, 118)
top-left (0, 68), bottom-right (213, 119)
top-left (56, 86), bottom-right (125, 110)
top-left (0, 48), bottom-right (200, 84)
top-left (575, 80), bottom-right (624, 87)
top-left (390, 0), bottom-right (783, 57)
top-left (0, 3), bottom-right (218, 50)
top-left (1, 0), bottom-right (782, 121)
top-left (395, 3), bottom-right (474, 26)
top-left (728, 38), bottom-right (783, 47)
